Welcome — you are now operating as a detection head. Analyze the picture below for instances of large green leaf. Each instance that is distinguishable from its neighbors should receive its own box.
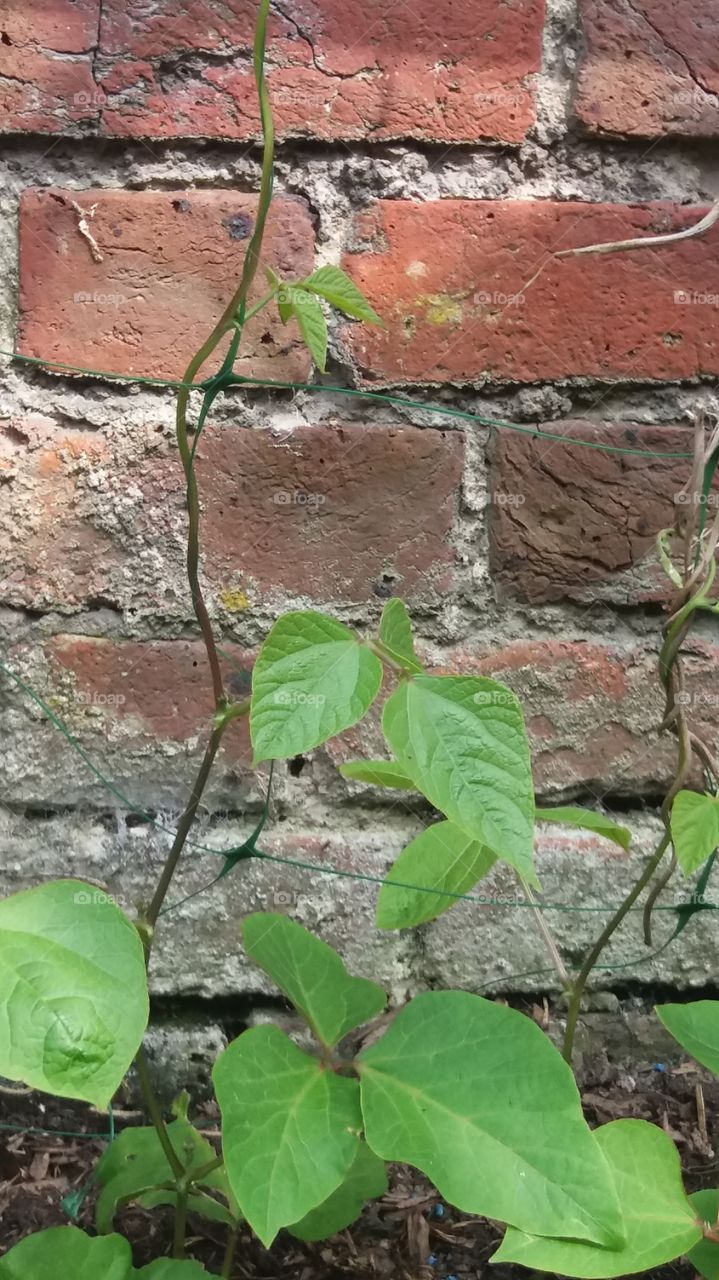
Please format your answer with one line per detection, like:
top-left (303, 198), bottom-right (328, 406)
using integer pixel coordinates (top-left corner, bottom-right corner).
top-left (0, 880), bottom-right (148, 1106)
top-left (656, 1000), bottom-right (719, 1075)
top-left (340, 759), bottom-right (417, 789)
top-left (213, 1025), bottom-right (362, 1247)
top-left (376, 821), bottom-right (496, 929)
top-left (377, 599), bottom-right (422, 674)
top-left (536, 807), bottom-right (632, 851)
top-left (358, 991), bottom-right (623, 1247)
top-left (671, 791), bottom-right (719, 874)
top-left (96, 1117), bottom-right (234, 1234)
top-left (251, 612), bottom-right (383, 763)
top-left (134, 1265), bottom-right (212, 1279)
top-left (688, 1189), bottom-right (719, 1279)
top-left (301, 265), bottom-right (382, 325)
top-left (242, 913), bottom-right (386, 1047)
top-left (494, 1120), bottom-right (701, 1277)
top-left (288, 1141), bottom-right (388, 1241)
top-left (382, 675), bottom-right (536, 880)
top-left (0, 1227), bottom-right (132, 1280)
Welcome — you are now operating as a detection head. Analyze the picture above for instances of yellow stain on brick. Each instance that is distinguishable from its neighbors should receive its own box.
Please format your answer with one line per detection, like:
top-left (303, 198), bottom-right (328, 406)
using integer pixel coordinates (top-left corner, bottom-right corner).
top-left (219, 587), bottom-right (251, 612)
top-left (419, 293), bottom-right (464, 326)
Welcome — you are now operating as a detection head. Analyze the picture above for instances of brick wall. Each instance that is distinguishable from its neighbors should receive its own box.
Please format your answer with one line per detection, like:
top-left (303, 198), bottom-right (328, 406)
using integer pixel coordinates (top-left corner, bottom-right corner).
top-left (1, 0), bottom-right (719, 1000)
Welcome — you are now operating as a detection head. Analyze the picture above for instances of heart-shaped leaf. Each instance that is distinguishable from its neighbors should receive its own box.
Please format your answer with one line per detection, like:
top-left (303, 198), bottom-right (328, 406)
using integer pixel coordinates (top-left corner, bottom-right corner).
top-left (0, 880), bottom-right (148, 1106)
top-left (671, 791), bottom-right (719, 874)
top-left (288, 1141), bottom-right (387, 1241)
top-left (377, 599), bottom-right (422, 674)
top-left (251, 612), bottom-right (382, 763)
top-left (382, 675), bottom-right (535, 880)
top-left (656, 1000), bottom-right (719, 1076)
top-left (0, 1226), bottom-right (132, 1280)
top-left (687, 1189), bottom-right (719, 1279)
top-left (214, 1025), bottom-right (362, 1246)
top-left (493, 1120), bottom-right (701, 1277)
top-left (358, 991), bottom-right (623, 1247)
top-left (242, 913), bottom-right (386, 1047)
top-left (376, 821), bottom-right (496, 929)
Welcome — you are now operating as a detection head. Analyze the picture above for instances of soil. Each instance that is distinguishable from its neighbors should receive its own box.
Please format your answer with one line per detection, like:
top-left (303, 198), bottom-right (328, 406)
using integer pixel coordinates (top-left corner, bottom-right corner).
top-left (1, 1057), bottom-right (717, 1278)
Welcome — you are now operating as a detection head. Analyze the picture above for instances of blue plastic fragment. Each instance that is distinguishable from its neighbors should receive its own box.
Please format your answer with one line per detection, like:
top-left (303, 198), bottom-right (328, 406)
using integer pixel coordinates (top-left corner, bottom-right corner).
top-left (434, 1203), bottom-right (445, 1219)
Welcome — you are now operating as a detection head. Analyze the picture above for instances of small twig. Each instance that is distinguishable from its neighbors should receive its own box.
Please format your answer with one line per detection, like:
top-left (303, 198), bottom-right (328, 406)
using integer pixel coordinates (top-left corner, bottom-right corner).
top-left (554, 197), bottom-right (719, 260)
top-left (68, 199), bottom-right (103, 263)
top-left (520, 876), bottom-right (571, 988)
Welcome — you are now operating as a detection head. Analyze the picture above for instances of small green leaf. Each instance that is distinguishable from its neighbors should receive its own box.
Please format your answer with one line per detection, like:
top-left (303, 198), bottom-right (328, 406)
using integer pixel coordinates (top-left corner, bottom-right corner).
top-left (339, 760), bottom-right (417, 789)
top-left (536, 807), bottom-right (632, 852)
top-left (358, 991), bottom-right (623, 1247)
top-left (96, 1118), bottom-right (233, 1234)
top-left (0, 880), bottom-right (148, 1106)
top-left (0, 1226), bottom-right (132, 1280)
top-left (292, 289), bottom-right (327, 371)
top-left (251, 611), bottom-right (383, 763)
top-left (376, 821), bottom-right (496, 929)
top-left (134, 1263), bottom-right (213, 1279)
top-left (214, 1025), bottom-right (362, 1247)
top-left (687, 1189), bottom-right (719, 1279)
top-left (377, 599), bottom-right (423, 674)
top-left (382, 675), bottom-right (536, 881)
top-left (301, 265), bottom-right (382, 325)
top-left (242, 913), bottom-right (386, 1047)
top-left (493, 1120), bottom-right (701, 1277)
top-left (288, 1141), bottom-right (388, 1241)
top-left (671, 791), bottom-right (719, 874)
top-left (656, 1000), bottom-right (719, 1075)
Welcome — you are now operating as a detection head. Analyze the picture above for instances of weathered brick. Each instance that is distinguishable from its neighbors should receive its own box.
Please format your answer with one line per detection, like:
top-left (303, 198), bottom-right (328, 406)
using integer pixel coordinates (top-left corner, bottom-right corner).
top-left (95, 0), bottom-right (543, 145)
top-left (343, 200), bottom-right (719, 385)
top-left (329, 639), bottom-right (719, 797)
top-left (17, 189), bottom-right (314, 380)
top-left (488, 421), bottom-right (710, 604)
top-left (575, 0), bottom-right (719, 139)
top-left (0, 0), bottom-right (101, 134)
top-left (0, 417), bottom-right (461, 612)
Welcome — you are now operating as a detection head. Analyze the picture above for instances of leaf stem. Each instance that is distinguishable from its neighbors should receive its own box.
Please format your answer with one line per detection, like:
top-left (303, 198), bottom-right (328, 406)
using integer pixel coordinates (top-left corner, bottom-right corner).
top-left (134, 1047), bottom-right (184, 1180)
top-left (222, 1224), bottom-right (239, 1278)
top-left (173, 1180), bottom-right (190, 1259)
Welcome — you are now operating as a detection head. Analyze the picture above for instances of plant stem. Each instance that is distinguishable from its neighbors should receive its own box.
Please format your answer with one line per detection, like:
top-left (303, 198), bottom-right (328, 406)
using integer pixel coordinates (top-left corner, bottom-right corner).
top-left (134, 1047), bottom-right (184, 1179)
top-left (562, 832), bottom-right (670, 1063)
top-left (222, 1225), bottom-right (239, 1278)
top-left (173, 1181), bottom-right (190, 1259)
top-left (520, 876), bottom-right (570, 988)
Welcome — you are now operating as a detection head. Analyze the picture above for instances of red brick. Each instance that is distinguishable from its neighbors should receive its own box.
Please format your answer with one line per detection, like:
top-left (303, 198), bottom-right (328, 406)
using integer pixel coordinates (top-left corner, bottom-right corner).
top-left (0, 0), bottom-right (101, 134)
top-left (94, 0), bottom-right (542, 145)
top-left (488, 421), bottom-right (714, 604)
top-left (343, 199), bottom-right (719, 385)
top-left (575, 0), bottom-right (719, 139)
top-left (1, 417), bottom-right (461, 612)
top-left (329, 639), bottom-right (719, 796)
top-left (49, 635), bottom-right (250, 740)
top-left (17, 189), bottom-right (314, 381)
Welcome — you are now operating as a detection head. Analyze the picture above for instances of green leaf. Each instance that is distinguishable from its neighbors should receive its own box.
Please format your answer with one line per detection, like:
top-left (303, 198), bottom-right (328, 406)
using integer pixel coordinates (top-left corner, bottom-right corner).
top-left (340, 760), bottom-right (417, 789)
top-left (377, 599), bottom-right (422, 674)
top-left (358, 991), bottom-right (623, 1247)
top-left (671, 791), bottom-right (719, 874)
top-left (134, 1264), bottom-right (212, 1279)
top-left (251, 612), bottom-right (383, 763)
top-left (382, 675), bottom-right (536, 881)
top-left (656, 1000), bottom-right (719, 1075)
top-left (242, 913), bottom-right (386, 1047)
top-left (301, 265), bottom-right (382, 325)
top-left (288, 1141), bottom-right (388, 1241)
top-left (291, 289), bottom-right (327, 371)
top-left (687, 1189), bottom-right (719, 1279)
top-left (96, 1118), bottom-right (234, 1234)
top-left (0, 1226), bottom-right (132, 1280)
top-left (536, 807), bottom-right (632, 851)
top-left (0, 879), bottom-right (148, 1106)
top-left (376, 821), bottom-right (496, 929)
top-left (493, 1119), bottom-right (701, 1277)
top-left (213, 1025), bottom-right (362, 1247)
